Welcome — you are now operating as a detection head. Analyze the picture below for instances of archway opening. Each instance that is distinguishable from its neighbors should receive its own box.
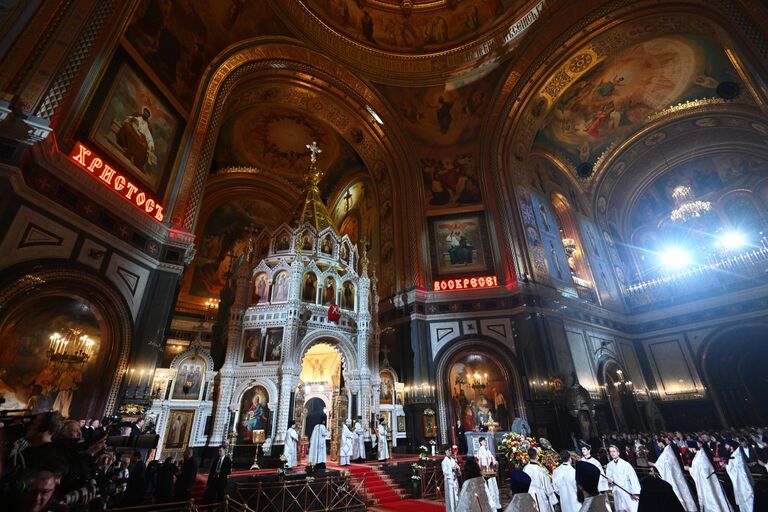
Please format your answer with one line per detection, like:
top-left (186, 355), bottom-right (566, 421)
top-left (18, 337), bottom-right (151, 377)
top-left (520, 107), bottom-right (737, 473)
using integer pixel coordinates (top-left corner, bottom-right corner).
top-left (445, 348), bottom-right (519, 434)
top-left (704, 327), bottom-right (768, 426)
top-left (601, 361), bottom-right (642, 431)
top-left (294, 342), bottom-right (345, 439)
top-left (0, 287), bottom-right (124, 419)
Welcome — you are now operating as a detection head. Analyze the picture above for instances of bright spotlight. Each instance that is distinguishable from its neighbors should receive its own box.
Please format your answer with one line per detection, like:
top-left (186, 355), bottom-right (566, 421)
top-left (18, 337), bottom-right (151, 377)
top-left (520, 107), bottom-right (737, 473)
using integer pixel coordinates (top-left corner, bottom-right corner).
top-left (716, 231), bottom-right (746, 250)
top-left (658, 247), bottom-right (691, 269)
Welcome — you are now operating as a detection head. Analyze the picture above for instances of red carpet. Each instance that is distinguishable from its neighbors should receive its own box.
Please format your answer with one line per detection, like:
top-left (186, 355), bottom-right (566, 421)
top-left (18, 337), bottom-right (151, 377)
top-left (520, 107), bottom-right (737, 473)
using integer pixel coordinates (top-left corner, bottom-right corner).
top-left (373, 499), bottom-right (445, 512)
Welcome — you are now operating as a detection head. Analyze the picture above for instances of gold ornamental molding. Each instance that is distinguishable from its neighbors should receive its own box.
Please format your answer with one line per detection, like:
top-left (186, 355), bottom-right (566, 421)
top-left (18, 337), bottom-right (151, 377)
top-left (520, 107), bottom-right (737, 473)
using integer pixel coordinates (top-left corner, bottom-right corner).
top-left (268, 0), bottom-right (548, 85)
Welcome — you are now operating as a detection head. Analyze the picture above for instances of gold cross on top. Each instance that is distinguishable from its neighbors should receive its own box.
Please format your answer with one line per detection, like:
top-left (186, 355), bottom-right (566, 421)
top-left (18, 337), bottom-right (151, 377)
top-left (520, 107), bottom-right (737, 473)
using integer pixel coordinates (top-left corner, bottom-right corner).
top-left (306, 141), bottom-right (322, 163)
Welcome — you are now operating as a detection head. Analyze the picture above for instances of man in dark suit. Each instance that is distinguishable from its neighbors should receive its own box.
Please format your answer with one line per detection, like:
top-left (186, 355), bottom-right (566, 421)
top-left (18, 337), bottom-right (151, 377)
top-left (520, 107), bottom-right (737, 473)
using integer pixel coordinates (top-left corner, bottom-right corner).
top-left (174, 448), bottom-right (198, 501)
top-left (204, 445), bottom-right (232, 503)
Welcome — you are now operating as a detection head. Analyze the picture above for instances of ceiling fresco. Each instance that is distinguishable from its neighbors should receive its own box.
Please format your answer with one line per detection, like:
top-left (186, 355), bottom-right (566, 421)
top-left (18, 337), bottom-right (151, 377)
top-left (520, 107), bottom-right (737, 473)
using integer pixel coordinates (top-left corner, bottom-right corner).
top-left (532, 33), bottom-right (738, 170)
top-left (214, 106), bottom-right (342, 179)
top-left (298, 0), bottom-right (528, 53)
top-left (125, 0), bottom-right (289, 109)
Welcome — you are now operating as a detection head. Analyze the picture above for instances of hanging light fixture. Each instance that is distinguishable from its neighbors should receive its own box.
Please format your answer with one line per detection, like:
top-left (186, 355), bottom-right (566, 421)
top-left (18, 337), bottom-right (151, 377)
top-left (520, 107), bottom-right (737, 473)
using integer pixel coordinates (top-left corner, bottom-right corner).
top-left (669, 185), bottom-right (711, 222)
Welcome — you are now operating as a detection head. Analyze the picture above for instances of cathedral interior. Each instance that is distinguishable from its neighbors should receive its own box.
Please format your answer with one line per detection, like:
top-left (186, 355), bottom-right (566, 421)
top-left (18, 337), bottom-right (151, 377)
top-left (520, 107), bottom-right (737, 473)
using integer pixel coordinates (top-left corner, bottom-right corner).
top-left (2, 0), bottom-right (768, 499)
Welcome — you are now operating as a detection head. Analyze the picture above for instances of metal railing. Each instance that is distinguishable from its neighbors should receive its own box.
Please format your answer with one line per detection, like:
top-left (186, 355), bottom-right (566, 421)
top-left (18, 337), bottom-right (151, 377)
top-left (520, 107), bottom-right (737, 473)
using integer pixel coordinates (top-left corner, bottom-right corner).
top-left (107, 497), bottom-right (255, 511)
top-left (418, 464), bottom-right (444, 499)
top-left (233, 475), bottom-right (367, 512)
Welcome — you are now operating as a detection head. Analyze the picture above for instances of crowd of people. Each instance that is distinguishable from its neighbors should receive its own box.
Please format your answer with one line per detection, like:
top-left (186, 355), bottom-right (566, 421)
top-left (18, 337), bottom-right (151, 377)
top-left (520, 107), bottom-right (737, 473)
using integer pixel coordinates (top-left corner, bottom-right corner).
top-left (0, 413), bottom-right (232, 511)
top-left (442, 427), bottom-right (768, 512)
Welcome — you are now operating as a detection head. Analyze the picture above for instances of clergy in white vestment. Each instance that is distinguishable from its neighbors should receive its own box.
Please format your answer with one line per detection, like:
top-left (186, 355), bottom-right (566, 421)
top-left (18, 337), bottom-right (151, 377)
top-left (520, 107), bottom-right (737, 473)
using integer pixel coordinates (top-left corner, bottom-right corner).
top-left (688, 441), bottom-right (731, 512)
top-left (580, 442), bottom-right (610, 493)
top-left (308, 420), bottom-right (329, 466)
top-left (284, 420), bottom-right (299, 468)
top-left (352, 416), bottom-right (366, 462)
top-left (523, 448), bottom-right (558, 512)
top-left (477, 437), bottom-right (501, 510)
top-left (504, 469), bottom-right (538, 512)
top-left (457, 457), bottom-right (496, 512)
top-left (376, 418), bottom-right (389, 461)
top-left (553, 450), bottom-right (581, 512)
top-left (724, 442), bottom-right (754, 512)
top-left (442, 447), bottom-right (460, 512)
top-left (650, 444), bottom-right (698, 511)
top-left (575, 461), bottom-right (610, 512)
top-left (340, 418), bottom-right (356, 466)
top-left (605, 445), bottom-right (640, 512)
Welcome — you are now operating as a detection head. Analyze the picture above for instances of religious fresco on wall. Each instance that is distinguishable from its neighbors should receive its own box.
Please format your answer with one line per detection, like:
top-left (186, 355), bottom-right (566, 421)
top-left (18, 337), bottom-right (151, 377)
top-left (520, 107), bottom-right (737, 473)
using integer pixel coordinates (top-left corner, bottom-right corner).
top-left (0, 297), bottom-right (104, 418)
top-left (302, 0), bottom-right (526, 53)
top-left (214, 106), bottom-right (340, 178)
top-left (171, 355), bottom-right (206, 400)
top-left (379, 70), bottom-right (502, 212)
top-left (529, 190), bottom-right (572, 288)
top-left (238, 385), bottom-right (270, 443)
top-left (535, 35), bottom-right (736, 167)
top-left (516, 185), bottom-right (549, 278)
top-left (81, 53), bottom-right (182, 195)
top-left (302, 272), bottom-right (318, 303)
top-left (579, 217), bottom-right (621, 305)
top-left (427, 212), bottom-right (494, 279)
top-left (448, 352), bottom-right (511, 431)
top-left (330, 176), bottom-right (380, 264)
top-left (125, 0), bottom-right (288, 108)
top-left (188, 199), bottom-right (283, 299)
top-left (271, 272), bottom-right (289, 303)
top-left (341, 281), bottom-right (355, 310)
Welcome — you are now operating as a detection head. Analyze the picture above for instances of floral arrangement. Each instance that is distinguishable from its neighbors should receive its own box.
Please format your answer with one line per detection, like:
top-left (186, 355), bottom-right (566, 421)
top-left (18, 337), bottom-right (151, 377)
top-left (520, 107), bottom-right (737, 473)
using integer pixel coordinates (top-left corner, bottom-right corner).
top-left (539, 449), bottom-right (561, 473)
top-left (418, 445), bottom-right (429, 462)
top-left (498, 432), bottom-right (539, 470)
top-left (118, 403), bottom-right (146, 416)
top-left (340, 469), bottom-right (351, 479)
top-left (279, 454), bottom-right (288, 463)
top-left (305, 462), bottom-right (315, 476)
top-left (411, 462), bottom-right (424, 482)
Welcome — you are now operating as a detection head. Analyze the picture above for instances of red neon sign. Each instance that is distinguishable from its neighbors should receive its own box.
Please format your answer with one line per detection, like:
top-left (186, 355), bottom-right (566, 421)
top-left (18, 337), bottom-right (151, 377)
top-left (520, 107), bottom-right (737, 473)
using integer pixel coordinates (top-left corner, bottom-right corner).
top-left (68, 142), bottom-right (165, 222)
top-left (433, 276), bottom-right (498, 291)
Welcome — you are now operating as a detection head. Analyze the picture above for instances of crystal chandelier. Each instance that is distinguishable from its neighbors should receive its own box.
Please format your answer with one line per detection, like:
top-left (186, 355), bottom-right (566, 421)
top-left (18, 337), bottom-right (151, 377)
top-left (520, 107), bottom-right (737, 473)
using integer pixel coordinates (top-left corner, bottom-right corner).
top-left (469, 371), bottom-right (488, 392)
top-left (48, 328), bottom-right (95, 364)
top-left (670, 185), bottom-right (711, 222)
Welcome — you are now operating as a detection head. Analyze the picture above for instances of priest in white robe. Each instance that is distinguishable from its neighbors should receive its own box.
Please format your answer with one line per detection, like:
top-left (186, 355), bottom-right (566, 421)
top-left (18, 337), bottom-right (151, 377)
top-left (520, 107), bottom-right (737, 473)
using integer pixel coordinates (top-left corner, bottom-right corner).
top-left (553, 450), bottom-right (581, 512)
top-left (352, 416), bottom-right (366, 462)
top-left (724, 441), bottom-right (753, 512)
top-left (442, 447), bottom-right (460, 512)
top-left (523, 448), bottom-right (558, 512)
top-left (580, 442), bottom-right (610, 493)
top-left (575, 461), bottom-right (610, 512)
top-left (477, 437), bottom-right (501, 510)
top-left (650, 444), bottom-right (698, 511)
top-left (688, 441), bottom-right (731, 512)
top-left (340, 418), bottom-right (356, 466)
top-left (376, 418), bottom-right (389, 461)
top-left (605, 445), bottom-right (640, 512)
top-left (458, 457), bottom-right (496, 512)
top-left (284, 420), bottom-right (299, 468)
top-left (308, 420), bottom-right (329, 467)
top-left (504, 469), bottom-right (538, 512)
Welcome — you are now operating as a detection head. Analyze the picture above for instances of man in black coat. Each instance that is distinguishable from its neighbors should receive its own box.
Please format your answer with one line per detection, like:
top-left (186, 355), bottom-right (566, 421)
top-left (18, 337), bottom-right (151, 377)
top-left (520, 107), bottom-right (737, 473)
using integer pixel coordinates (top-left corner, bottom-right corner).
top-left (204, 445), bottom-right (232, 504)
top-left (155, 456), bottom-right (178, 503)
top-left (174, 448), bottom-right (198, 501)
top-left (124, 451), bottom-right (146, 506)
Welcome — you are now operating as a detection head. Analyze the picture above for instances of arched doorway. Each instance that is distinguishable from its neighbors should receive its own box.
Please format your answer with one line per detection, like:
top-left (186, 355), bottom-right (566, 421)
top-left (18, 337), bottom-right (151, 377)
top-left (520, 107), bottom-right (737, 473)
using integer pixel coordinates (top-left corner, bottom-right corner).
top-left (303, 397), bottom-right (327, 437)
top-left (436, 339), bottom-right (525, 444)
top-left (600, 360), bottom-right (642, 431)
top-left (294, 342), bottom-right (346, 441)
top-left (703, 326), bottom-right (768, 427)
top-left (0, 268), bottom-right (130, 419)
